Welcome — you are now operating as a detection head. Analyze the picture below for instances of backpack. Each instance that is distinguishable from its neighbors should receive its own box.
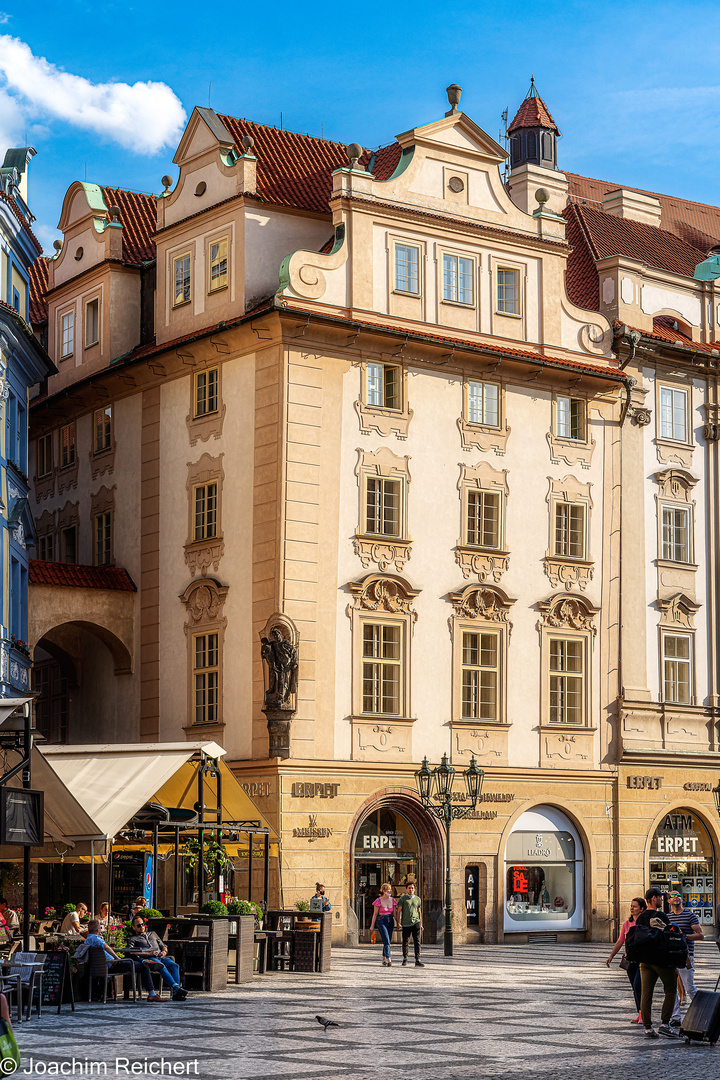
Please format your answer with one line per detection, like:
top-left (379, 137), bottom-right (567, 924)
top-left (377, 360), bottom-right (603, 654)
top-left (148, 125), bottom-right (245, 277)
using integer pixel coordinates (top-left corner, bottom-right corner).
top-left (625, 922), bottom-right (688, 967)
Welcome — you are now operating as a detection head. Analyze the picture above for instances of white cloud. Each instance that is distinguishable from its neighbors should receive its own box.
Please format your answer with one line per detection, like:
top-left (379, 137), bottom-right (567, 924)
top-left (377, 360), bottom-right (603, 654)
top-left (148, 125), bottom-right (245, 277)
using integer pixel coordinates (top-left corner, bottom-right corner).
top-left (0, 14), bottom-right (9, 24)
top-left (0, 35), bottom-right (186, 154)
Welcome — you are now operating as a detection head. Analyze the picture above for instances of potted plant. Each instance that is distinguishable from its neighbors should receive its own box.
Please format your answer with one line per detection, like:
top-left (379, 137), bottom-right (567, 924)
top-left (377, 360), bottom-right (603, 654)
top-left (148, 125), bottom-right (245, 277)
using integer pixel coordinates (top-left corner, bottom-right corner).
top-left (224, 901), bottom-right (255, 983)
top-left (199, 900), bottom-right (229, 918)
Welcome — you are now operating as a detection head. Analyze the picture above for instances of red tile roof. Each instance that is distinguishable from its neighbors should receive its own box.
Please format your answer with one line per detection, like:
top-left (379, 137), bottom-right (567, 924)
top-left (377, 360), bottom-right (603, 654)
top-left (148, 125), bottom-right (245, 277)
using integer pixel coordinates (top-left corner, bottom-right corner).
top-left (29, 559), bottom-right (136, 591)
top-left (29, 256), bottom-right (49, 326)
top-left (99, 187), bottom-right (157, 264)
top-left (647, 318), bottom-right (720, 355)
top-left (508, 82), bottom-right (560, 135)
top-left (217, 115), bottom-right (402, 214)
top-left (563, 203), bottom-right (600, 311)
top-left (567, 173), bottom-right (720, 253)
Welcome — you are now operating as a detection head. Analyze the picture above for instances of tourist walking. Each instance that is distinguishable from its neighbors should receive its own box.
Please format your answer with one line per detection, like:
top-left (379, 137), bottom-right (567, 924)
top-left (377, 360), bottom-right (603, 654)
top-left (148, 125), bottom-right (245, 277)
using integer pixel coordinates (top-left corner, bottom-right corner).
top-left (606, 896), bottom-right (646, 1022)
top-left (667, 890), bottom-right (703, 1004)
top-left (369, 883), bottom-right (397, 966)
top-left (396, 881), bottom-right (424, 967)
top-left (634, 887), bottom-right (682, 1039)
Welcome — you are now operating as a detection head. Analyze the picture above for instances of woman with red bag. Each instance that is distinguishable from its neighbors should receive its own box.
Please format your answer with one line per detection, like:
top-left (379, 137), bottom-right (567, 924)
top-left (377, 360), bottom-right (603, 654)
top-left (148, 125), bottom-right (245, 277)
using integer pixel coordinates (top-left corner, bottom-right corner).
top-left (369, 883), bottom-right (397, 967)
top-left (606, 896), bottom-right (647, 1023)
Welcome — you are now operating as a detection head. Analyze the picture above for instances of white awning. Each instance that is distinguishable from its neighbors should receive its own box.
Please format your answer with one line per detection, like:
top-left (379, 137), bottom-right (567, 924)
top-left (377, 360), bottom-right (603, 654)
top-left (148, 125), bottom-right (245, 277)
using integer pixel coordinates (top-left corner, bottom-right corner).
top-left (41, 741), bottom-right (225, 839)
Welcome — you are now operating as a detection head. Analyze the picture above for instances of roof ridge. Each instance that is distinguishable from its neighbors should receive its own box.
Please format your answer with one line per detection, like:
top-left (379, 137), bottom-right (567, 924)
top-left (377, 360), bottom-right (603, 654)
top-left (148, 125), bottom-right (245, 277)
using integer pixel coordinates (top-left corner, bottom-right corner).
top-left (567, 171), bottom-right (720, 213)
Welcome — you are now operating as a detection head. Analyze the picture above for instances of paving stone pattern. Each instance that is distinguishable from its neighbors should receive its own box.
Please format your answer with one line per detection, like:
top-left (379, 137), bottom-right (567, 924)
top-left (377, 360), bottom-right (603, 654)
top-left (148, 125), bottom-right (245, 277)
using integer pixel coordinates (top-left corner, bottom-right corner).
top-left (14, 943), bottom-right (720, 1079)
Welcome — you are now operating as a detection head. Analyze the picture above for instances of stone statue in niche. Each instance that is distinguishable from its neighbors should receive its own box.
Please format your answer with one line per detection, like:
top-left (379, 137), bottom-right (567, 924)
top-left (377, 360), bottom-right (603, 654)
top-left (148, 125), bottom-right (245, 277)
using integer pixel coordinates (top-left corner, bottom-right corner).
top-left (260, 626), bottom-right (298, 709)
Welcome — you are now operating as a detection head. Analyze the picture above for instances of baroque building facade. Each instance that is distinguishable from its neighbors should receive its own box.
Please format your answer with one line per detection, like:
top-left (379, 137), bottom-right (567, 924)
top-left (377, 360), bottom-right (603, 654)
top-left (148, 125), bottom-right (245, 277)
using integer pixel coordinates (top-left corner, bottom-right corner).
top-left (25, 84), bottom-right (720, 943)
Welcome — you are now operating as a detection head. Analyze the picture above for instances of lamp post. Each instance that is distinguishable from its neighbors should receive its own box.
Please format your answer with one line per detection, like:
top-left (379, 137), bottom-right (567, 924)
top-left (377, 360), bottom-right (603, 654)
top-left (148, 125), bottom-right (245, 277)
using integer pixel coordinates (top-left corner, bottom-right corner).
top-left (414, 754), bottom-right (484, 957)
top-left (712, 780), bottom-right (720, 822)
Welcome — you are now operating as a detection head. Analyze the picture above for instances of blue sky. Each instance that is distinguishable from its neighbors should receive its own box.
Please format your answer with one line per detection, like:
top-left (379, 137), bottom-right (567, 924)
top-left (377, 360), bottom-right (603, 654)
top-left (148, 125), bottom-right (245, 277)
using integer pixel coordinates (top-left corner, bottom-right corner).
top-left (1, 0), bottom-right (719, 253)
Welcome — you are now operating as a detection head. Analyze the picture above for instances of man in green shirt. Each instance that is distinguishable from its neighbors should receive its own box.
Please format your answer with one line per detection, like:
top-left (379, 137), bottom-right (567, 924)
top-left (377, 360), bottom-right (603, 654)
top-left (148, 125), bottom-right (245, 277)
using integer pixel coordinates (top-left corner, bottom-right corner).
top-left (395, 882), bottom-right (424, 967)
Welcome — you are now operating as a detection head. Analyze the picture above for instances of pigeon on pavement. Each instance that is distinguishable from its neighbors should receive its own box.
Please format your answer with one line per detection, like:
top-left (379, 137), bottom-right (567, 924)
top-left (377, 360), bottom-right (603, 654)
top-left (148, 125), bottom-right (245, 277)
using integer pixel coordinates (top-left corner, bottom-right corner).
top-left (316, 1015), bottom-right (339, 1031)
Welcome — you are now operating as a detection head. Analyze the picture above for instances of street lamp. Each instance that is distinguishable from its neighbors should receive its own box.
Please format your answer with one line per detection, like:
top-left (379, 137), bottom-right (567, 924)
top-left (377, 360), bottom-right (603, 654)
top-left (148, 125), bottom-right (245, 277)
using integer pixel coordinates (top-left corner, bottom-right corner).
top-left (414, 753), bottom-right (484, 957)
top-left (712, 779), bottom-right (720, 821)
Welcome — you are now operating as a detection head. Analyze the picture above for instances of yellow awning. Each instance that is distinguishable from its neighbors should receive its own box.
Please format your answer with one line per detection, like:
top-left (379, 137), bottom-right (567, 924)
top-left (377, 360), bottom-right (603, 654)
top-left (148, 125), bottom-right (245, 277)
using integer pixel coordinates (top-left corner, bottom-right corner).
top-left (153, 758), bottom-right (278, 841)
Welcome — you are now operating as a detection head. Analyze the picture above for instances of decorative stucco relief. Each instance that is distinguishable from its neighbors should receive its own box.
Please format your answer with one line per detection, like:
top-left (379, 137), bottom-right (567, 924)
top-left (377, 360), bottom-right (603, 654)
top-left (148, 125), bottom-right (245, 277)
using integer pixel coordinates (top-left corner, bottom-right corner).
top-left (278, 223), bottom-right (348, 300)
top-left (454, 548), bottom-right (509, 582)
top-left (451, 723), bottom-right (509, 766)
top-left (537, 594), bottom-right (598, 636)
top-left (347, 574), bottom-right (419, 622)
top-left (351, 719), bottom-right (413, 763)
top-left (540, 729), bottom-right (594, 769)
top-left (546, 429), bottom-right (596, 469)
top-left (457, 415), bottom-right (511, 455)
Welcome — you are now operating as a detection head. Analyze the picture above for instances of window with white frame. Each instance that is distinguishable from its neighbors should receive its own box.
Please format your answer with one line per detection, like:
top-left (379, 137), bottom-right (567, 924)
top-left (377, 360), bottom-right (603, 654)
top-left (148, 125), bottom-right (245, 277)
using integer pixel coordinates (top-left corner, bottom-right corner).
top-left (193, 632), bottom-right (219, 723)
top-left (556, 395), bottom-right (586, 441)
top-left (659, 386), bottom-right (689, 443)
top-left (362, 622), bottom-right (402, 715)
top-left (466, 489), bottom-right (501, 549)
top-left (94, 406), bottom-right (112, 454)
top-left (61, 311), bottom-right (74, 358)
top-left (549, 638), bottom-right (584, 724)
top-left (85, 298), bottom-right (99, 347)
top-left (461, 630), bottom-right (499, 720)
top-left (554, 502), bottom-right (586, 559)
top-left (662, 633), bottom-right (692, 704)
top-left (443, 253), bottom-right (473, 305)
top-left (394, 243), bottom-right (420, 294)
top-left (59, 422), bottom-right (76, 468)
top-left (208, 238), bottom-right (228, 292)
top-left (366, 362), bottom-right (401, 411)
top-left (467, 380), bottom-right (499, 427)
top-left (365, 477), bottom-right (402, 537)
top-left (194, 368), bottom-right (219, 417)
top-left (193, 482), bottom-right (218, 541)
top-left (497, 267), bottom-right (521, 315)
top-left (661, 506), bottom-right (690, 562)
top-left (173, 253), bottom-right (191, 306)
top-left (37, 433), bottom-right (52, 478)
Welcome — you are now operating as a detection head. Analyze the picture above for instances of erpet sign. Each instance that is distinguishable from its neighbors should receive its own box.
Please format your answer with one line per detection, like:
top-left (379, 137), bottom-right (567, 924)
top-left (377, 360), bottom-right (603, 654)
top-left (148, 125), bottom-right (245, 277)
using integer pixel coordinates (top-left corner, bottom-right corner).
top-left (291, 782), bottom-right (340, 798)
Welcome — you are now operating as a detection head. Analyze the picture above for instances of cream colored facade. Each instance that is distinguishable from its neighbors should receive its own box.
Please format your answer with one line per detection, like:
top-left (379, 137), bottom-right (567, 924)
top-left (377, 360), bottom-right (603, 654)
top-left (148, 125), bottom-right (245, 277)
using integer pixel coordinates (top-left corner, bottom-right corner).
top-left (28, 94), bottom-right (720, 944)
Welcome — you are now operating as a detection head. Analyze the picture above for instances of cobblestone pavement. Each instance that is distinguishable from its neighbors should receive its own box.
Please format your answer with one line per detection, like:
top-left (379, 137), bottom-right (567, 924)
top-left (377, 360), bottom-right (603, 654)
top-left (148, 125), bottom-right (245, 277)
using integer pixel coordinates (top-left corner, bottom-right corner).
top-left (13, 942), bottom-right (720, 1079)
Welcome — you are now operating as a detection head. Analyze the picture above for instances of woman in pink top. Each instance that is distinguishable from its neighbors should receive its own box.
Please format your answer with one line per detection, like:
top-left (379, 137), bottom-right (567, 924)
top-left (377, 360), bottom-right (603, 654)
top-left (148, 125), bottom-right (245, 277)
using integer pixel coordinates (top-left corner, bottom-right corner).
top-left (606, 896), bottom-right (647, 1023)
top-left (369, 883), bottom-right (397, 967)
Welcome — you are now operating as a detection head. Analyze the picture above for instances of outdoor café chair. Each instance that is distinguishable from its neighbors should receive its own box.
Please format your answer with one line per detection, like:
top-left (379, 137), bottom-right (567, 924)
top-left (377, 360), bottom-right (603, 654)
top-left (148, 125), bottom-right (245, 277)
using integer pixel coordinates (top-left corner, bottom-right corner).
top-left (86, 946), bottom-right (131, 1004)
top-left (5, 952), bottom-right (43, 1020)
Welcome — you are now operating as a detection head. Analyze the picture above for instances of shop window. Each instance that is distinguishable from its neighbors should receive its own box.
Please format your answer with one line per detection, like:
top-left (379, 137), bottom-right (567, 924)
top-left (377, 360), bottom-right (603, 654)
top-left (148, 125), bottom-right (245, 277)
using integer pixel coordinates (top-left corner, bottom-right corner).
top-left (504, 806), bottom-right (585, 931)
top-left (649, 811), bottom-right (715, 927)
top-left (33, 660), bottom-right (68, 743)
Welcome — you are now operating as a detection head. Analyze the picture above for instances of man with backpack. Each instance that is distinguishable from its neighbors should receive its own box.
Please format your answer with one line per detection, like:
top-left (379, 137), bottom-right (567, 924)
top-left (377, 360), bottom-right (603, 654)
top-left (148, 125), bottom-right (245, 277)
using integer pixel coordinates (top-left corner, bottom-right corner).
top-left (634, 887), bottom-right (686, 1039)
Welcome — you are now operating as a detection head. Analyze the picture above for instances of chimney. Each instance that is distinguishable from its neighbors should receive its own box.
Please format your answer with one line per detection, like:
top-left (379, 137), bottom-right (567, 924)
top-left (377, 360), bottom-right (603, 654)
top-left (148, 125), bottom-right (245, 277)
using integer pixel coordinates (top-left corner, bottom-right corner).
top-left (602, 188), bottom-right (662, 228)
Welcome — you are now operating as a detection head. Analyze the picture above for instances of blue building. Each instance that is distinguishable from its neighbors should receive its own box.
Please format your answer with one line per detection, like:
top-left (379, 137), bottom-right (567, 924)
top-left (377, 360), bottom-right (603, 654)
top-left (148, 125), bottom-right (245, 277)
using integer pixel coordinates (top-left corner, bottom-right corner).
top-left (0, 147), bottom-right (55, 698)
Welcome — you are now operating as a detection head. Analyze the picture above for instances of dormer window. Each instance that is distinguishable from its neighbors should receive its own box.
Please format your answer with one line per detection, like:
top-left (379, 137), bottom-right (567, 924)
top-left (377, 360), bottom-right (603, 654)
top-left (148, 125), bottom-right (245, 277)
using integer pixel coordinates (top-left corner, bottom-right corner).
top-left (173, 253), bottom-right (191, 306)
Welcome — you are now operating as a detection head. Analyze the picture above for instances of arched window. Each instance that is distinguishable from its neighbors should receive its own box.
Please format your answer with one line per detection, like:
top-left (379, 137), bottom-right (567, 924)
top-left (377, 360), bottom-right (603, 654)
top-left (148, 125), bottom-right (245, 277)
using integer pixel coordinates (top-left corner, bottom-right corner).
top-left (504, 805), bottom-right (585, 931)
top-left (542, 131), bottom-right (554, 162)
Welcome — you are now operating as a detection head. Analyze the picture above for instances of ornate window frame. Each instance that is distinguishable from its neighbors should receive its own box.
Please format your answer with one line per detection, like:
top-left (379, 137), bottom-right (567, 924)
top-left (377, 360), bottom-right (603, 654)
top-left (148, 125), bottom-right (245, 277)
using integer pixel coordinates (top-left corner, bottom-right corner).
top-left (448, 583), bottom-right (515, 727)
top-left (91, 485), bottom-right (115, 566)
top-left (657, 593), bottom-right (699, 706)
top-left (347, 575), bottom-right (419, 757)
top-left (457, 375), bottom-right (510, 455)
top-left (547, 393), bottom-right (595, 469)
top-left (354, 357), bottom-right (413, 439)
top-left (91, 404), bottom-right (116, 480)
top-left (185, 453), bottom-right (225, 575)
top-left (180, 577), bottom-right (229, 734)
top-left (655, 378), bottom-right (694, 467)
top-left (455, 461), bottom-right (509, 583)
top-left (187, 365), bottom-right (226, 446)
top-left (544, 475), bottom-right (594, 591)
top-left (58, 421), bottom-right (78, 495)
top-left (537, 593), bottom-right (598, 731)
top-left (354, 447), bottom-right (411, 573)
top-left (655, 468), bottom-right (698, 567)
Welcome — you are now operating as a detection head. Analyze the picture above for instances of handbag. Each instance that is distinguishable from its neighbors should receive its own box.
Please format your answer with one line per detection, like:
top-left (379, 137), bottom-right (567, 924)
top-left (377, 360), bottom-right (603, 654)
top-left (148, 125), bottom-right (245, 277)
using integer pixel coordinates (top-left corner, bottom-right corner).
top-left (0, 1018), bottom-right (20, 1073)
top-left (370, 930), bottom-right (376, 944)
top-left (619, 955), bottom-right (630, 970)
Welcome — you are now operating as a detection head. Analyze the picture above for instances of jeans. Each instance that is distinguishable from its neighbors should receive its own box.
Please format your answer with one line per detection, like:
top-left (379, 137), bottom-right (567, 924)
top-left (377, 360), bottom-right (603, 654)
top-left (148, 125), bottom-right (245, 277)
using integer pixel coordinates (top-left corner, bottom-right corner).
top-left (626, 960), bottom-right (642, 1011)
top-left (376, 915), bottom-right (395, 959)
top-left (143, 957), bottom-right (181, 990)
top-left (639, 962), bottom-right (677, 1028)
top-left (401, 923), bottom-right (421, 962)
top-left (678, 956), bottom-right (697, 1002)
top-left (109, 960), bottom-right (156, 994)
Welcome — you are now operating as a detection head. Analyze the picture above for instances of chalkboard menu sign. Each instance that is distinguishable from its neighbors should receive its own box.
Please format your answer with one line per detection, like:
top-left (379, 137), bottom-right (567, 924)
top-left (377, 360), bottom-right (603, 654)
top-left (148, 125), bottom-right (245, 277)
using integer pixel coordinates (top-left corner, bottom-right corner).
top-left (41, 950), bottom-right (75, 1013)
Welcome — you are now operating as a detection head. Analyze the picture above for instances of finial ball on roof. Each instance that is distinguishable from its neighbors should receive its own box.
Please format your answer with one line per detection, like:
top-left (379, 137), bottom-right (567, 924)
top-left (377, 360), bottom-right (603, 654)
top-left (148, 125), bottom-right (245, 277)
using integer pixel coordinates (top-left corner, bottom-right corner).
top-left (346, 143), bottom-right (362, 170)
top-left (535, 188), bottom-right (550, 206)
top-left (446, 84), bottom-right (462, 107)
top-left (241, 135), bottom-right (254, 152)
top-left (53, 239), bottom-right (63, 252)
top-left (161, 175), bottom-right (173, 192)
top-left (109, 205), bottom-right (121, 222)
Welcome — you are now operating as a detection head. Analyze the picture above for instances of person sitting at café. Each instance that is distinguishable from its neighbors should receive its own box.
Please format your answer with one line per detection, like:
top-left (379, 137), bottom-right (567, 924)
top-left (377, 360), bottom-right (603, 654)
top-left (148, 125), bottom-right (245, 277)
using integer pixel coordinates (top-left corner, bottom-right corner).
top-left (132, 897), bottom-right (148, 917)
top-left (127, 916), bottom-right (188, 1001)
top-left (74, 919), bottom-right (163, 1002)
top-left (95, 902), bottom-right (111, 930)
top-left (0, 899), bottom-right (19, 934)
top-left (60, 903), bottom-right (88, 937)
